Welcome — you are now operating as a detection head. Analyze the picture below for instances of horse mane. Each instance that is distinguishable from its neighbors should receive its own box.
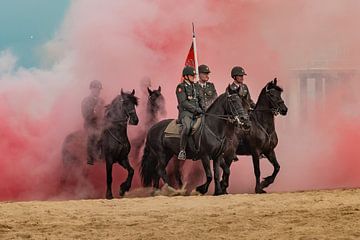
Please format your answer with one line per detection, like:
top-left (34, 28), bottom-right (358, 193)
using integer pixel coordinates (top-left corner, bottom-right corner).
top-left (206, 93), bottom-right (226, 113)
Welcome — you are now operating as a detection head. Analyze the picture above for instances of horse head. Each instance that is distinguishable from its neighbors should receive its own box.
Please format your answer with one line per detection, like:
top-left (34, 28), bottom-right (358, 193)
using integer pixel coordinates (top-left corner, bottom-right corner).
top-left (261, 78), bottom-right (288, 116)
top-left (120, 89), bottom-right (139, 125)
top-left (147, 86), bottom-right (166, 116)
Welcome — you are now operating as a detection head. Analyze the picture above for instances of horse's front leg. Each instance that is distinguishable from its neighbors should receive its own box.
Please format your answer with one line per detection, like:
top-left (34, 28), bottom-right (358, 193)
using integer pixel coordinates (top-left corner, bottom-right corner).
top-left (213, 157), bottom-right (223, 196)
top-left (157, 152), bottom-right (171, 186)
top-left (118, 156), bottom-right (134, 197)
top-left (105, 159), bottom-right (114, 199)
top-left (252, 151), bottom-right (266, 194)
top-left (196, 155), bottom-right (212, 195)
top-left (220, 155), bottom-right (232, 194)
top-left (174, 157), bottom-right (185, 188)
top-left (260, 150), bottom-right (280, 190)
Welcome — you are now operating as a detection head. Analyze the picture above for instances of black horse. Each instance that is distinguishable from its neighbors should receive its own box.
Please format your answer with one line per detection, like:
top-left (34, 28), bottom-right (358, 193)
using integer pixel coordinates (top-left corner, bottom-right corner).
top-left (132, 86), bottom-right (165, 160)
top-left (102, 89), bottom-right (139, 199)
top-left (221, 78), bottom-right (288, 194)
top-left (140, 86), bottom-right (248, 195)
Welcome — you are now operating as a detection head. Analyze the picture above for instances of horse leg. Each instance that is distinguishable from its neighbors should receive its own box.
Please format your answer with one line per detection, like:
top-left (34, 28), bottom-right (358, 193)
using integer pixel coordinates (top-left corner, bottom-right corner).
top-left (260, 150), bottom-right (280, 190)
top-left (196, 155), bottom-right (212, 195)
top-left (157, 152), bottom-right (171, 186)
top-left (174, 157), bottom-right (185, 188)
top-left (118, 157), bottom-right (134, 197)
top-left (252, 152), bottom-right (266, 194)
top-left (105, 159), bottom-right (114, 199)
top-left (213, 157), bottom-right (223, 196)
top-left (220, 156), bottom-right (232, 194)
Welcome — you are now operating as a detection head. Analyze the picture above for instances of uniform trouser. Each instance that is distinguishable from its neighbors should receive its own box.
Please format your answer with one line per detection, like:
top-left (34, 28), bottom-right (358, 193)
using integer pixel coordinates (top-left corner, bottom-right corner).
top-left (86, 128), bottom-right (101, 162)
top-left (180, 116), bottom-right (193, 151)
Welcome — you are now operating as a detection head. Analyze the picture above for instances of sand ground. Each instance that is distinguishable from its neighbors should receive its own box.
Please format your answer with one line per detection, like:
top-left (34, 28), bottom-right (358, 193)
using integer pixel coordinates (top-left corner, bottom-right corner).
top-left (1, 188), bottom-right (360, 240)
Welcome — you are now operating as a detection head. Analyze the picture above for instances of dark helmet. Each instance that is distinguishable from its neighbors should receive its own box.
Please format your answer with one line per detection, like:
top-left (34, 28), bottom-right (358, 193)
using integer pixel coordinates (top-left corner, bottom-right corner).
top-left (198, 64), bottom-right (211, 74)
top-left (182, 66), bottom-right (196, 77)
top-left (89, 80), bottom-right (102, 89)
top-left (231, 66), bottom-right (247, 78)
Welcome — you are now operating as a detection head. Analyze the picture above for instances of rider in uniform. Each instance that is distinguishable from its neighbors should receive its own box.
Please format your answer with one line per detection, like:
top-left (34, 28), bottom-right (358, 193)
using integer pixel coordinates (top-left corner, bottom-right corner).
top-left (195, 64), bottom-right (218, 110)
top-left (81, 80), bottom-right (105, 165)
top-left (229, 66), bottom-right (255, 161)
top-left (230, 66), bottom-right (255, 113)
top-left (176, 66), bottom-right (205, 160)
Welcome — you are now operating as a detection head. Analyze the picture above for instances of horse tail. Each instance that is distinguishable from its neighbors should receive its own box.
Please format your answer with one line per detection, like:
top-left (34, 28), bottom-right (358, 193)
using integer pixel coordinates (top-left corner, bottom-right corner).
top-left (140, 138), bottom-right (158, 187)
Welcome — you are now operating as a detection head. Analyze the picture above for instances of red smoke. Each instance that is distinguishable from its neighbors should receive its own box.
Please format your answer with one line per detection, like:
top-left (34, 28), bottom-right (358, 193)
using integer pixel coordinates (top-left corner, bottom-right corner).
top-left (0, 0), bottom-right (359, 200)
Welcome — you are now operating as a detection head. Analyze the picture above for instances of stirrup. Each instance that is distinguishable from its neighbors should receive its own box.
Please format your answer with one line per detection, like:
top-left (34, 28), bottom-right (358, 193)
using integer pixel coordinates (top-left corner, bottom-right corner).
top-left (178, 150), bottom-right (186, 160)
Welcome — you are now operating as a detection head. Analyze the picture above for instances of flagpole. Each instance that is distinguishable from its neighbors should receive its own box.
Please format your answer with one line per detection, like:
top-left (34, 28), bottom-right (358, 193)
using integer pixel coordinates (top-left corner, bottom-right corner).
top-left (192, 22), bottom-right (199, 82)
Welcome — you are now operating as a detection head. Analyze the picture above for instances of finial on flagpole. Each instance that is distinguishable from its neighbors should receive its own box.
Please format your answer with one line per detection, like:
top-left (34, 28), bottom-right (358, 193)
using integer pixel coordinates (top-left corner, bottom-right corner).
top-left (192, 22), bottom-right (195, 37)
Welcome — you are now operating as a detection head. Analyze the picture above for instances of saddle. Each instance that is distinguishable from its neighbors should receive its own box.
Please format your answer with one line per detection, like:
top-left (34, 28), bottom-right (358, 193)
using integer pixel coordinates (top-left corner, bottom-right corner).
top-left (164, 117), bottom-right (202, 138)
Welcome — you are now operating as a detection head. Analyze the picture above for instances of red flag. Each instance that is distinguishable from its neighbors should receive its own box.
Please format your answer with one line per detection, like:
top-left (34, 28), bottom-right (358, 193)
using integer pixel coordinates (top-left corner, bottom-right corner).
top-left (184, 42), bottom-right (195, 68)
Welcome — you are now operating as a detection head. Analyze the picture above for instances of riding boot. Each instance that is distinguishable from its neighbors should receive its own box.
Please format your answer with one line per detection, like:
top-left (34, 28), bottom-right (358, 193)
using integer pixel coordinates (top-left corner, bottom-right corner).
top-left (178, 129), bottom-right (188, 161)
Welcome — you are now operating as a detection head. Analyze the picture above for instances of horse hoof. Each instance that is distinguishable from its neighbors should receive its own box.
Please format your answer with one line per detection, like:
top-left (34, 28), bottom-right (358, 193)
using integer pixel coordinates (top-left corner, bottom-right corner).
top-left (106, 194), bottom-right (114, 200)
top-left (196, 186), bottom-right (207, 195)
top-left (119, 190), bottom-right (126, 197)
top-left (255, 188), bottom-right (267, 194)
top-left (213, 191), bottom-right (224, 196)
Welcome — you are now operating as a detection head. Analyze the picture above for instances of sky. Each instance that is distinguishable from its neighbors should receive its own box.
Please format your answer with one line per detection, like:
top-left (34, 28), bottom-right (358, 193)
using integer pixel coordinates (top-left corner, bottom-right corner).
top-left (0, 0), bottom-right (359, 201)
top-left (0, 0), bottom-right (70, 67)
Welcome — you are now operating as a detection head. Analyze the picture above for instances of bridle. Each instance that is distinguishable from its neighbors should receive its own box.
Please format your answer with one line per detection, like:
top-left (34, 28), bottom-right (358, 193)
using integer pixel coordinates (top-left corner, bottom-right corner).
top-left (204, 92), bottom-right (243, 124)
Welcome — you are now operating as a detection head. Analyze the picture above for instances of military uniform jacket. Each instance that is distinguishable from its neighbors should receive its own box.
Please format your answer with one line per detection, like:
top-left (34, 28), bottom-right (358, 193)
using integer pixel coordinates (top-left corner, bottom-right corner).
top-left (81, 95), bottom-right (105, 130)
top-left (230, 82), bottom-right (256, 110)
top-left (176, 80), bottom-right (204, 119)
top-left (195, 82), bottom-right (218, 110)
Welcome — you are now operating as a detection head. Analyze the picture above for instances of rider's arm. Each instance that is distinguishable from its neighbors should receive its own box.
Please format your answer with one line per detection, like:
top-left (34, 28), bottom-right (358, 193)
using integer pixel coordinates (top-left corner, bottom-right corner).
top-left (176, 84), bottom-right (197, 113)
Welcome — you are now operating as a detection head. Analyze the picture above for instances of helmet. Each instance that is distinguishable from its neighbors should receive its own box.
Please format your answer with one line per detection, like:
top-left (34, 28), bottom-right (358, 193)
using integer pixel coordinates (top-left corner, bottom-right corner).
top-left (198, 64), bottom-right (211, 74)
top-left (89, 80), bottom-right (102, 89)
top-left (231, 66), bottom-right (247, 78)
top-left (182, 66), bottom-right (196, 77)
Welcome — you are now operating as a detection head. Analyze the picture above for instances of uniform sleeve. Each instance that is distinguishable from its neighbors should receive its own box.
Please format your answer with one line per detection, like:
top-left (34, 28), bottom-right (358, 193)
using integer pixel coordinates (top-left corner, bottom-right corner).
top-left (176, 84), bottom-right (197, 113)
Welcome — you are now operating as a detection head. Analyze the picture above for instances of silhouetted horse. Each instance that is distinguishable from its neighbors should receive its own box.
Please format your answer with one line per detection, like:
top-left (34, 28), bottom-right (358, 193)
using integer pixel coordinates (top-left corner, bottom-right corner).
top-left (132, 86), bottom-right (165, 160)
top-left (140, 86), bottom-right (249, 195)
top-left (221, 78), bottom-right (288, 194)
top-left (61, 129), bottom-right (87, 186)
top-left (102, 89), bottom-right (139, 199)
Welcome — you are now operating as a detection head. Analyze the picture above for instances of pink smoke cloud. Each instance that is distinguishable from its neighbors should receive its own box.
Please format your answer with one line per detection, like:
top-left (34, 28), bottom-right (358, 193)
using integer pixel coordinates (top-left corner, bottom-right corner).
top-left (0, 0), bottom-right (359, 200)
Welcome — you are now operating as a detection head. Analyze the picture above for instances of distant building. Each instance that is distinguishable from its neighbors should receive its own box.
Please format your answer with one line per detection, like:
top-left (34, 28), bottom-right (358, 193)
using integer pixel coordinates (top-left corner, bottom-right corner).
top-left (288, 60), bottom-right (357, 124)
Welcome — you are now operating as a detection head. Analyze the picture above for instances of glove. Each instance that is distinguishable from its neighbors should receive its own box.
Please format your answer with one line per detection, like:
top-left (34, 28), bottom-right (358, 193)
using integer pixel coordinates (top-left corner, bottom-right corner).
top-left (195, 107), bottom-right (204, 115)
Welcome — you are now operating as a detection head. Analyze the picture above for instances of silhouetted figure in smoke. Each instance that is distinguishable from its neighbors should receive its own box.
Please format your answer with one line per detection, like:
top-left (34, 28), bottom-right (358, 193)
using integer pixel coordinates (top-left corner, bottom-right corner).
top-left (102, 89), bottom-right (139, 199)
top-left (81, 80), bottom-right (105, 165)
top-left (132, 85), bottom-right (166, 161)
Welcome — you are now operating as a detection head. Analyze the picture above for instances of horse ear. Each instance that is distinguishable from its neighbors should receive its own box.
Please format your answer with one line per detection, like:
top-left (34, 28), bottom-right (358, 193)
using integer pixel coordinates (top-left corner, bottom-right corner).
top-left (147, 87), bottom-right (152, 95)
top-left (131, 89), bottom-right (135, 95)
top-left (120, 88), bottom-right (124, 95)
top-left (158, 86), bottom-right (161, 92)
top-left (273, 78), bottom-right (277, 85)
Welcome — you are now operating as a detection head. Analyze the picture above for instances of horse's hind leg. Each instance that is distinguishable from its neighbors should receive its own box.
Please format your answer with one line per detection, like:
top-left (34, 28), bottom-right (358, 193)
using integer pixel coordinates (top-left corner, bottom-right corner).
top-left (105, 159), bottom-right (114, 199)
top-left (260, 150), bottom-right (280, 190)
top-left (118, 157), bottom-right (134, 197)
